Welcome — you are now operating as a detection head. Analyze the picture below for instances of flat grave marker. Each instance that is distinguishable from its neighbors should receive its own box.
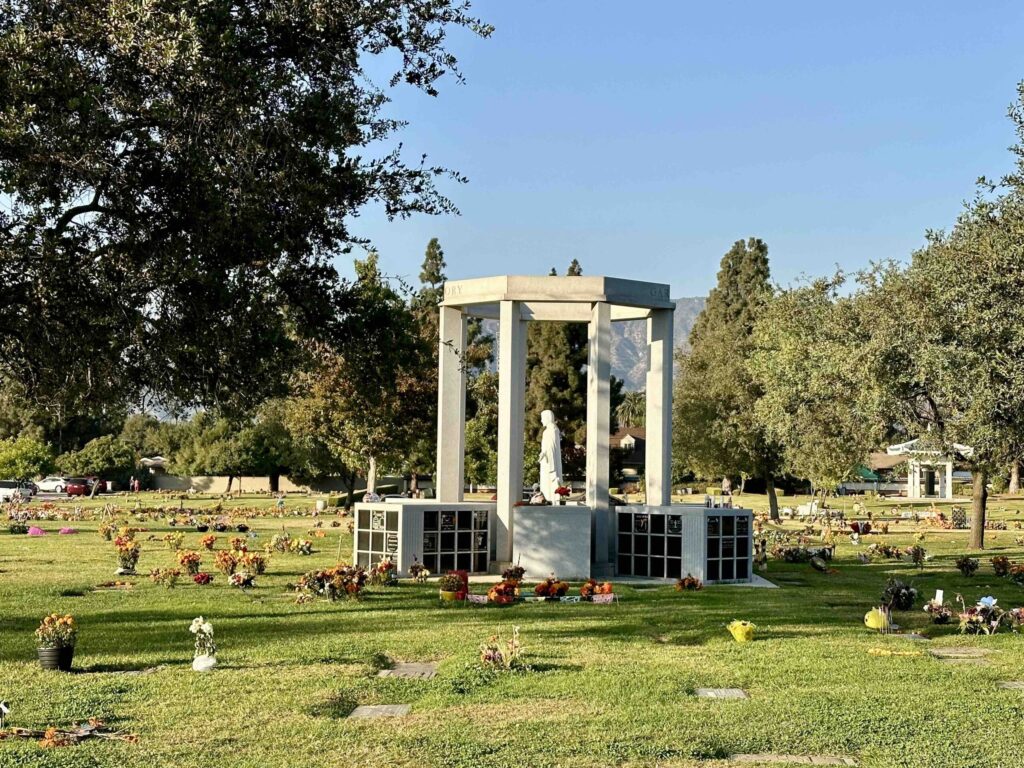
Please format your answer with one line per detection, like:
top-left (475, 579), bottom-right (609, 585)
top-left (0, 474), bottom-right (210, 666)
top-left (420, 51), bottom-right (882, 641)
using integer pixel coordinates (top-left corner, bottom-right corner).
top-left (377, 662), bottom-right (437, 680)
top-left (695, 687), bottom-right (748, 699)
top-left (348, 704), bottom-right (411, 719)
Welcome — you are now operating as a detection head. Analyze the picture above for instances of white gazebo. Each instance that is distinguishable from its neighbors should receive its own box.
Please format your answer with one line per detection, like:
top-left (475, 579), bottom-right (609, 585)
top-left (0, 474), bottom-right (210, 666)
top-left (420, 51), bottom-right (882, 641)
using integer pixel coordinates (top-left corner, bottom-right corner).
top-left (435, 275), bottom-right (674, 574)
top-left (886, 438), bottom-right (973, 499)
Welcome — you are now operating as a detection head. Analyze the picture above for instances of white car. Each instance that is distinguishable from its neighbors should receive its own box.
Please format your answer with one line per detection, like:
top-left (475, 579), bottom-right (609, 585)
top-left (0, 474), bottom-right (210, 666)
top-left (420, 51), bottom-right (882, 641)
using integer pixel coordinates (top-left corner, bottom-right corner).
top-left (0, 481), bottom-right (34, 502)
top-left (36, 476), bottom-right (68, 494)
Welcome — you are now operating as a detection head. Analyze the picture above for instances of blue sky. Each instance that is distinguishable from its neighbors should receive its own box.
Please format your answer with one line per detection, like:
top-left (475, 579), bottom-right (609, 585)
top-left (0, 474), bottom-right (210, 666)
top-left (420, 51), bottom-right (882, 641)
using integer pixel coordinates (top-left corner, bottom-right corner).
top-left (348, 1), bottom-right (1024, 297)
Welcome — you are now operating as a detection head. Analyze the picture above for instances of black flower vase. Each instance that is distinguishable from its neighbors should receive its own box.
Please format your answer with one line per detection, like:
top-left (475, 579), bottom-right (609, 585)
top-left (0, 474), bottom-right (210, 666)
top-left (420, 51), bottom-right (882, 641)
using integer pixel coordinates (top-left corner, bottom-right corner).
top-left (38, 646), bottom-right (74, 671)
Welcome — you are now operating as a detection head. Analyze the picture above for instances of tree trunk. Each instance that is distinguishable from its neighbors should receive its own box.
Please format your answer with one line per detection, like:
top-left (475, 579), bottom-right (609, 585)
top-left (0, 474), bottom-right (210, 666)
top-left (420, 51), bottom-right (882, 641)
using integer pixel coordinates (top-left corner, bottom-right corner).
top-left (1010, 460), bottom-right (1020, 495)
top-left (225, 475), bottom-right (234, 494)
top-left (410, 472), bottom-right (419, 495)
top-left (970, 469), bottom-right (987, 550)
top-left (345, 469), bottom-right (358, 509)
top-left (766, 474), bottom-right (780, 521)
top-left (269, 473), bottom-right (280, 494)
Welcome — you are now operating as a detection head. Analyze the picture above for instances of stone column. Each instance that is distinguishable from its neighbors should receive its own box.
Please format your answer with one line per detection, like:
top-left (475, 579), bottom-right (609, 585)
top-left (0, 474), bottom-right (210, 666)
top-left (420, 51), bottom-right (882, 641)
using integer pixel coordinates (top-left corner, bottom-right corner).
top-left (587, 302), bottom-right (611, 570)
top-left (436, 306), bottom-right (467, 502)
top-left (496, 300), bottom-right (527, 562)
top-left (945, 460), bottom-right (954, 500)
top-left (645, 308), bottom-right (674, 506)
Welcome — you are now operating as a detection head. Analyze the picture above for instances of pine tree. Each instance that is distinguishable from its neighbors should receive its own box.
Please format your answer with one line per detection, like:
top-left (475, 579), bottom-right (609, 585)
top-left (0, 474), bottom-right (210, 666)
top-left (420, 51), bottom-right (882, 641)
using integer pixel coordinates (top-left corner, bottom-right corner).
top-left (673, 238), bottom-right (783, 519)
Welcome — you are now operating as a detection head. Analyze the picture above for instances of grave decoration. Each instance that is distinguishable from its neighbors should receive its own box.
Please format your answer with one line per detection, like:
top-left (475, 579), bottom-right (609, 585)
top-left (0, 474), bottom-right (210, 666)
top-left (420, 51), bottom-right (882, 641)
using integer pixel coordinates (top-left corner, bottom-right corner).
top-left (675, 574), bottom-right (703, 591)
top-left (579, 579), bottom-right (614, 600)
top-left (149, 568), bottom-right (181, 589)
top-left (35, 613), bottom-right (77, 671)
top-left (487, 579), bottom-right (520, 605)
top-left (438, 570), bottom-right (468, 601)
top-left (923, 599), bottom-right (953, 624)
top-left (189, 616), bottom-right (217, 672)
top-left (408, 557), bottom-right (430, 583)
top-left (177, 550), bottom-right (202, 575)
top-left (479, 626), bottom-right (528, 672)
top-left (955, 556), bottom-right (980, 577)
top-left (533, 577), bottom-right (569, 599)
top-left (296, 564), bottom-right (367, 601)
top-left (992, 556), bottom-right (1012, 577)
top-left (864, 607), bottom-right (890, 633)
top-left (193, 573), bottom-right (213, 586)
top-left (368, 557), bottom-right (397, 586)
top-left (881, 578), bottom-right (918, 611)
top-left (114, 534), bottom-right (141, 575)
top-left (727, 620), bottom-right (756, 644)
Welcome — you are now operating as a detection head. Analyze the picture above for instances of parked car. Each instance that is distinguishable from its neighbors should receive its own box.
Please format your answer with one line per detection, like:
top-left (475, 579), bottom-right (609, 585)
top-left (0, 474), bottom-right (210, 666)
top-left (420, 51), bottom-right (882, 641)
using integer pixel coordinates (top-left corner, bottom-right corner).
top-left (0, 480), bottom-right (35, 502)
top-left (65, 478), bottom-right (90, 496)
top-left (36, 476), bottom-right (69, 494)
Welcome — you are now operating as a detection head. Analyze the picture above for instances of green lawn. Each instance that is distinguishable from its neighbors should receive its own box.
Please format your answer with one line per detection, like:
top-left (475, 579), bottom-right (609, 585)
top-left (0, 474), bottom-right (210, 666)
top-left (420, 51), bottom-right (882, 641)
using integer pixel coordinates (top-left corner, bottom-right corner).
top-left (3, 494), bottom-right (1024, 767)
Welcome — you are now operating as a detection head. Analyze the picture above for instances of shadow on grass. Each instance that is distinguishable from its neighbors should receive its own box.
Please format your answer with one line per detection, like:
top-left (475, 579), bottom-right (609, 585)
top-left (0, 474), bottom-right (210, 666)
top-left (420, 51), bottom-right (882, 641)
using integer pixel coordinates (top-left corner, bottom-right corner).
top-left (307, 689), bottom-right (359, 719)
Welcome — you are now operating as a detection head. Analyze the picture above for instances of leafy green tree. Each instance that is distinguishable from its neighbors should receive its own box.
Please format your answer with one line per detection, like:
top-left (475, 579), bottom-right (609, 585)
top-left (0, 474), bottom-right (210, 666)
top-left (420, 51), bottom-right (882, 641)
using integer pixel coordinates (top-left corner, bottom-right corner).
top-left (57, 435), bottom-right (135, 488)
top-left (120, 414), bottom-right (164, 457)
top-left (287, 254), bottom-right (431, 503)
top-left (0, 1), bottom-right (492, 417)
top-left (171, 414), bottom-right (244, 493)
top-left (750, 275), bottom-right (886, 500)
top-left (857, 192), bottom-right (1024, 548)
top-left (674, 238), bottom-right (785, 518)
top-left (465, 372), bottom-right (499, 487)
top-left (0, 436), bottom-right (53, 480)
top-left (235, 401), bottom-right (300, 493)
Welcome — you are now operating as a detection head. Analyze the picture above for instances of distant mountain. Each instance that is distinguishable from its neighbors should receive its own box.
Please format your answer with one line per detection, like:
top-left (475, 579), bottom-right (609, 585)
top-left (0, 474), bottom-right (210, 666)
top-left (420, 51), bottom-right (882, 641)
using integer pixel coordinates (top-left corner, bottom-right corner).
top-left (611, 297), bottom-right (705, 390)
top-left (478, 297), bottom-right (706, 391)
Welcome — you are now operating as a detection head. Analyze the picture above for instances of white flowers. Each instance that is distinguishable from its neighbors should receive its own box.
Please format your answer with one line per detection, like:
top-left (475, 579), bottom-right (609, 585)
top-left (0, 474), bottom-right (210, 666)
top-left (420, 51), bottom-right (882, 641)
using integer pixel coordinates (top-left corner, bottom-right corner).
top-left (189, 616), bottom-right (213, 636)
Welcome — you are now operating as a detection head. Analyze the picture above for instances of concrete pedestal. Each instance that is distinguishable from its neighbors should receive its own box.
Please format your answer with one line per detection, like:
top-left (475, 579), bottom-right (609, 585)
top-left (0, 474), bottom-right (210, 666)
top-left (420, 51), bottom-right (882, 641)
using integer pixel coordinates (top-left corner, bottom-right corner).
top-left (512, 505), bottom-right (592, 580)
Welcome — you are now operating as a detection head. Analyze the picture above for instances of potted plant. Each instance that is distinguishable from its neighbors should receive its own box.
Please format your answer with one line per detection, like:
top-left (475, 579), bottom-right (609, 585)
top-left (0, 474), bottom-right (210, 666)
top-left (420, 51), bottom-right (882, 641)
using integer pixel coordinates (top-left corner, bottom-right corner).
top-left (554, 486), bottom-right (572, 505)
top-left (114, 535), bottom-right (141, 575)
top-left (189, 616), bottom-right (217, 672)
top-left (438, 571), bottom-right (465, 601)
top-left (36, 613), bottom-right (77, 671)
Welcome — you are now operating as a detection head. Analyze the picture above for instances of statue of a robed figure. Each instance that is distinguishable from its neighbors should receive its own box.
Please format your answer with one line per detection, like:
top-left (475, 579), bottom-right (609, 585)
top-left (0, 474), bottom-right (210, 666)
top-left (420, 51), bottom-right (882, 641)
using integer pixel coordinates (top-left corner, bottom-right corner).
top-left (538, 409), bottom-right (564, 503)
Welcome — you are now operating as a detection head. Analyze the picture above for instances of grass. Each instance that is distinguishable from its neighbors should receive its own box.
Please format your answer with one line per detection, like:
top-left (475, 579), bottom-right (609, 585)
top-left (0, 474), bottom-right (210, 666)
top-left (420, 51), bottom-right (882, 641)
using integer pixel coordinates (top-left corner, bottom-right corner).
top-left (3, 492), bottom-right (1024, 767)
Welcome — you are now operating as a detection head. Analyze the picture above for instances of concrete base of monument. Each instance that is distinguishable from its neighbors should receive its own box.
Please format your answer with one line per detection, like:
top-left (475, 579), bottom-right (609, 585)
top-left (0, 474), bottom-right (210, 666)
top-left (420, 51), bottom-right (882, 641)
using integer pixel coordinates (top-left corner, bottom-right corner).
top-left (512, 506), bottom-right (593, 580)
top-left (454, 573), bottom-right (777, 587)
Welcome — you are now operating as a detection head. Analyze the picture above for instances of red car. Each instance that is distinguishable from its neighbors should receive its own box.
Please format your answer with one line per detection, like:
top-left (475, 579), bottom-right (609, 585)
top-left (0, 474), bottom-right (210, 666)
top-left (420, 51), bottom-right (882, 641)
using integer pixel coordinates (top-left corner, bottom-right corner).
top-left (65, 478), bottom-right (90, 496)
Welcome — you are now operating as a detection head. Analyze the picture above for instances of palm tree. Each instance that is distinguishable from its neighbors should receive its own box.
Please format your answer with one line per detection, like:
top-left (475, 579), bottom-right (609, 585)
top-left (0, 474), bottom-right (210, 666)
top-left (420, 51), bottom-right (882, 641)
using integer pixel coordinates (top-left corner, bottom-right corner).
top-left (615, 390), bottom-right (646, 429)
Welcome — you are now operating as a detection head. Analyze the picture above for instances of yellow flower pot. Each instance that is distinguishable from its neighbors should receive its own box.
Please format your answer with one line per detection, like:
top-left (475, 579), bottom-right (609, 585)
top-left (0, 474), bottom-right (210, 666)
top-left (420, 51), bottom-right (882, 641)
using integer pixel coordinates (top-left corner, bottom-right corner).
top-left (727, 620), bottom-right (756, 643)
top-left (439, 590), bottom-right (459, 602)
top-left (864, 607), bottom-right (890, 632)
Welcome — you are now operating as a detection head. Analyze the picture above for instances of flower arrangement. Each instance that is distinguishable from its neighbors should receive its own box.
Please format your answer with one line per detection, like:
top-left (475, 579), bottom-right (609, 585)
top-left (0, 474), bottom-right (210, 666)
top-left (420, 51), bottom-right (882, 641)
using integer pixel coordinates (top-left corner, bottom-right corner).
top-left (36, 613), bottom-right (77, 649)
top-left (534, 577), bottom-right (569, 598)
top-left (408, 557), bottom-right (430, 583)
top-left (214, 549), bottom-right (238, 575)
top-left (1007, 563), bottom-right (1024, 587)
top-left (200, 534), bottom-right (217, 551)
top-left (992, 555), bottom-right (1012, 577)
top-left (296, 564), bottom-right (367, 601)
top-left (369, 557), bottom-right (397, 586)
top-left (479, 626), bottom-right (527, 671)
top-left (487, 579), bottom-right (520, 605)
top-left (269, 532), bottom-right (292, 553)
top-left (149, 568), bottom-right (181, 589)
top-left (865, 542), bottom-right (903, 561)
top-left (98, 522), bottom-right (115, 540)
top-left (881, 578), bottom-right (918, 611)
top-left (727, 619), bottom-right (756, 643)
top-left (502, 564), bottom-right (526, 583)
top-left (579, 579), bottom-right (614, 599)
top-left (189, 616), bottom-right (216, 656)
top-left (114, 535), bottom-right (141, 572)
top-left (229, 571), bottom-right (255, 589)
top-left (955, 556), bottom-right (979, 577)
top-left (229, 536), bottom-right (247, 552)
top-left (904, 544), bottom-right (927, 569)
top-left (438, 570), bottom-right (468, 599)
top-left (163, 532), bottom-right (184, 551)
top-left (8, 521), bottom-right (28, 534)
top-left (957, 595), bottom-right (1010, 635)
top-left (923, 599), bottom-right (953, 624)
top-left (177, 550), bottom-right (202, 575)
top-left (675, 574), bottom-right (703, 591)
top-left (290, 539), bottom-right (314, 556)
top-left (238, 551), bottom-right (267, 575)
top-left (193, 572), bottom-right (213, 585)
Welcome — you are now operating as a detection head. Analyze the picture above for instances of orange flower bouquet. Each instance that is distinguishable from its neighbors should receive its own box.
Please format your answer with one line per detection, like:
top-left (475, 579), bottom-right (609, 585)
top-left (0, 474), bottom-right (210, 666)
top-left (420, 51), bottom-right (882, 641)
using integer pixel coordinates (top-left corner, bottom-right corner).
top-left (487, 579), bottom-right (521, 605)
top-left (579, 579), bottom-right (614, 600)
top-left (534, 577), bottom-right (570, 599)
top-left (177, 550), bottom-right (202, 575)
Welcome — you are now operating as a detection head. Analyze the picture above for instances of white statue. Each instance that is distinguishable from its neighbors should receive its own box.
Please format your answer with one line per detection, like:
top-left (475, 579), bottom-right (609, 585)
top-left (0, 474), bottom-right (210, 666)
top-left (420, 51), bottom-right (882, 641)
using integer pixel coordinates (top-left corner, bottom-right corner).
top-left (538, 410), bottom-right (563, 503)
